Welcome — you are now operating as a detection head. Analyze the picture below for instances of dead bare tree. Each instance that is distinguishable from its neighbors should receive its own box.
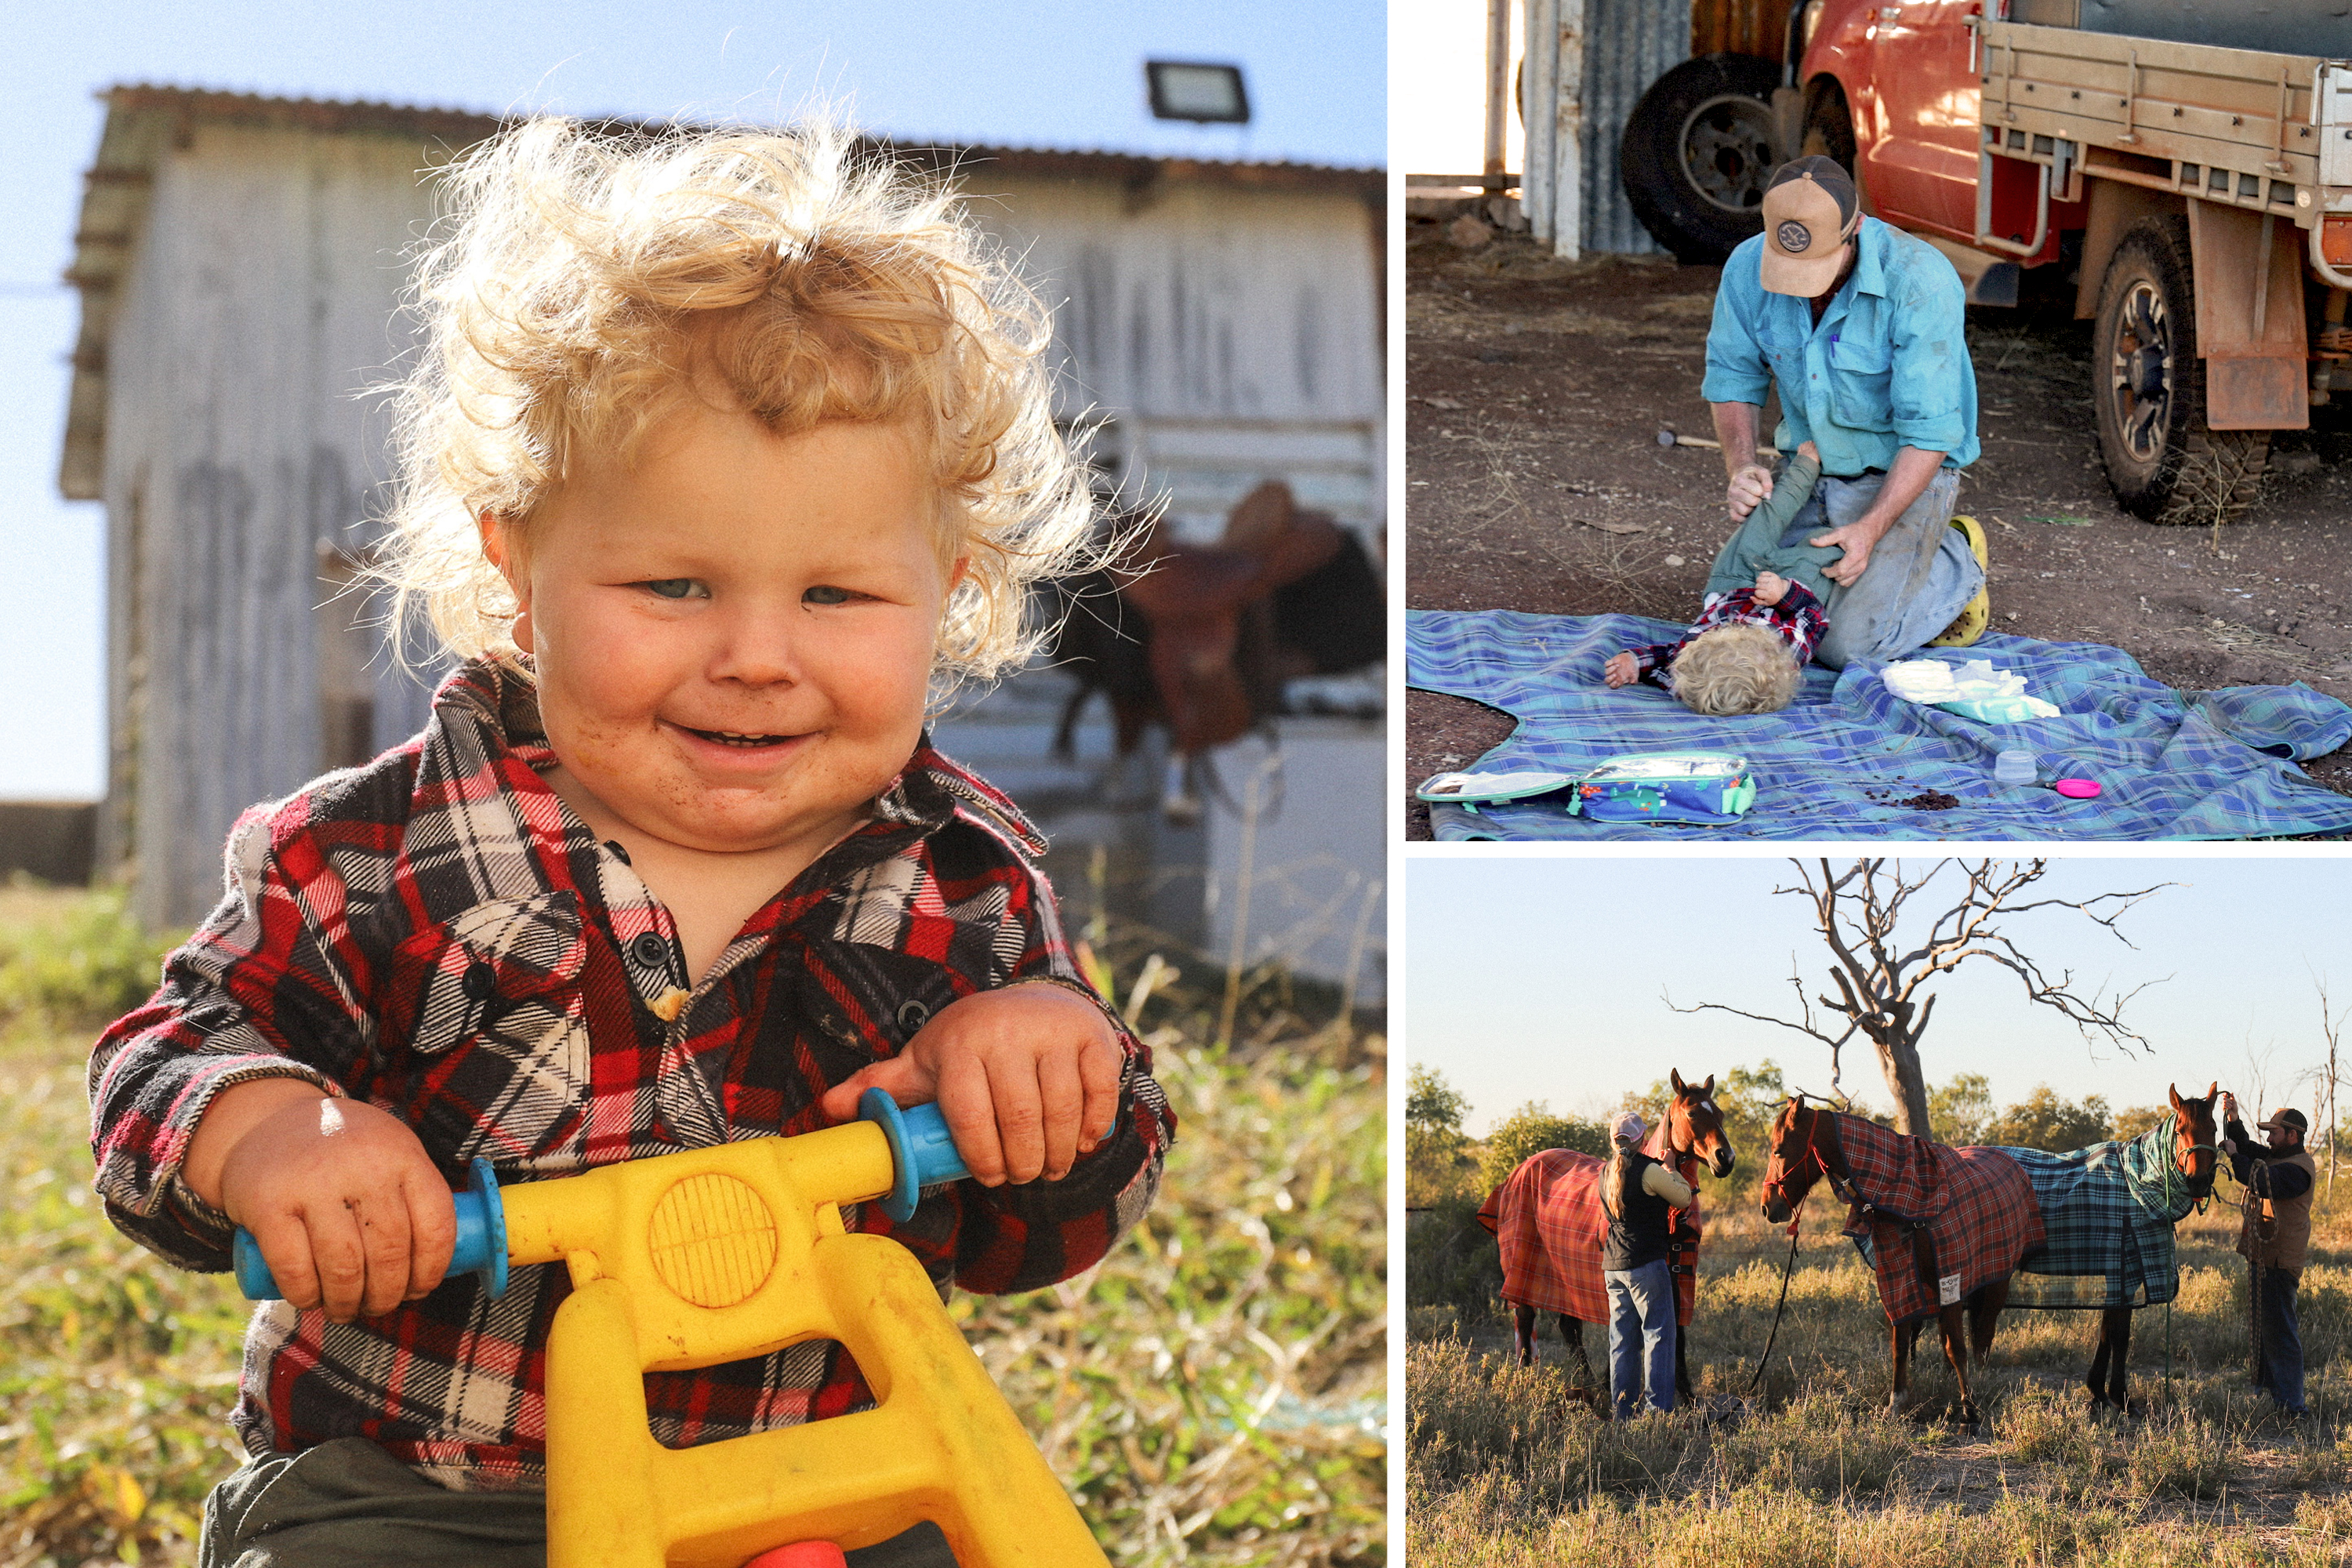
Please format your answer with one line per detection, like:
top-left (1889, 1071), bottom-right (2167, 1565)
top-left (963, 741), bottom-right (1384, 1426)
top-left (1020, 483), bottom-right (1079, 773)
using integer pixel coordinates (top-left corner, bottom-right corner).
top-left (2317, 973), bottom-right (2348, 1196)
top-left (1664, 858), bottom-right (2175, 1138)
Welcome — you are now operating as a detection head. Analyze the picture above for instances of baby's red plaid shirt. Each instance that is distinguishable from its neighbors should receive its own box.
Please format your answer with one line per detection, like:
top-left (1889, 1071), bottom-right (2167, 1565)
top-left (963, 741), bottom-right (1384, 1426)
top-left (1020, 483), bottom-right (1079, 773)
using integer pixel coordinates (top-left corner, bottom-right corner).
top-left (89, 657), bottom-right (1172, 1488)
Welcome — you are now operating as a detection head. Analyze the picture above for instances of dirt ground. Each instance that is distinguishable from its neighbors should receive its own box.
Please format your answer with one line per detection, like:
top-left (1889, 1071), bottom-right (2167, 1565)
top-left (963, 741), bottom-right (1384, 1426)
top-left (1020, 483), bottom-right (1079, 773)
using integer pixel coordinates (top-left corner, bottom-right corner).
top-left (1403, 219), bottom-right (2352, 840)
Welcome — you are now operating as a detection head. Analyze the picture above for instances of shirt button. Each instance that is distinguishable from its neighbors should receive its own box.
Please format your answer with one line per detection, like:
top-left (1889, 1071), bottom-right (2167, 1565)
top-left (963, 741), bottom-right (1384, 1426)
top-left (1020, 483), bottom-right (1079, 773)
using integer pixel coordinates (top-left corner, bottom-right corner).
top-left (462, 961), bottom-right (498, 1000)
top-left (896, 999), bottom-right (932, 1032)
top-left (631, 931), bottom-right (670, 968)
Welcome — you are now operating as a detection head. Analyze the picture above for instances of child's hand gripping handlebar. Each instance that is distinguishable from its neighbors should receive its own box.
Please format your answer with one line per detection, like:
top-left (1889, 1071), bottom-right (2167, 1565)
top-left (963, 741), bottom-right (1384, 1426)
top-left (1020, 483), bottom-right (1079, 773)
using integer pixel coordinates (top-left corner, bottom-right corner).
top-left (230, 1090), bottom-right (971, 1301)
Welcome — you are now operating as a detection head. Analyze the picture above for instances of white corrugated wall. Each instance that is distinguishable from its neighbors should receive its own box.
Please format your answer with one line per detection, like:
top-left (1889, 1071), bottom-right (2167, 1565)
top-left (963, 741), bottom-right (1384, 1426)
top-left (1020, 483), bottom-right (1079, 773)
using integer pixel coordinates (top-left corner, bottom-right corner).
top-left (971, 177), bottom-right (1385, 546)
top-left (99, 129), bottom-right (1383, 932)
top-left (1523, 0), bottom-right (1694, 258)
top-left (100, 124), bottom-right (441, 927)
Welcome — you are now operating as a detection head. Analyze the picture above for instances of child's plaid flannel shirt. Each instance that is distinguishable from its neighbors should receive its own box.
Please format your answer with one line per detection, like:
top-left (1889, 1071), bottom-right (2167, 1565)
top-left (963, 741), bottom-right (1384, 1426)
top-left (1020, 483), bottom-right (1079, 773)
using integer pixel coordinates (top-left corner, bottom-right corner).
top-left (1624, 579), bottom-right (1828, 692)
top-left (89, 658), bottom-right (1172, 1488)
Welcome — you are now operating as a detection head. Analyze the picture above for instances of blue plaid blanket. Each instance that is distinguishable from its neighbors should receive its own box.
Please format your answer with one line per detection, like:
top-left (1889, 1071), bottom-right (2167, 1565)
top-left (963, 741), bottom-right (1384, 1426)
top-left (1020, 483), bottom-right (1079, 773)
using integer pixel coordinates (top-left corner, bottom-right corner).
top-left (1407, 610), bottom-right (2352, 840)
top-left (1997, 1118), bottom-right (2204, 1310)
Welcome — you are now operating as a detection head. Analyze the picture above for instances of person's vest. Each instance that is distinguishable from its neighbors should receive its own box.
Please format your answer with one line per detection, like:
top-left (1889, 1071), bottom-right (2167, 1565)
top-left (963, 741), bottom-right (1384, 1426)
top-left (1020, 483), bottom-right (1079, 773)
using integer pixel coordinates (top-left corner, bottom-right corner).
top-left (1601, 1149), bottom-right (1673, 1272)
top-left (2237, 1147), bottom-right (2317, 1271)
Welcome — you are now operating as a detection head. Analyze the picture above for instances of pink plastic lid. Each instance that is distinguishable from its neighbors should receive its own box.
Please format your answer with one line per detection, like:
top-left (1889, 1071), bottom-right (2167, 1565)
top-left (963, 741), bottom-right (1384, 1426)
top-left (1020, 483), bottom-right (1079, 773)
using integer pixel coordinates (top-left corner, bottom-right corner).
top-left (2051, 779), bottom-right (2101, 799)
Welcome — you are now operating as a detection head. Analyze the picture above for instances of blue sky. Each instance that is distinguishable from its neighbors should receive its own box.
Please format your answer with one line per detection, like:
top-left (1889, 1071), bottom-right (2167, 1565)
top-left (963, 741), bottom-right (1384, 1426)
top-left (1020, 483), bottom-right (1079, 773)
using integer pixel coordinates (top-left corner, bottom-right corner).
top-left (0, 1), bottom-right (1384, 800)
top-left (1407, 855), bottom-right (2352, 1134)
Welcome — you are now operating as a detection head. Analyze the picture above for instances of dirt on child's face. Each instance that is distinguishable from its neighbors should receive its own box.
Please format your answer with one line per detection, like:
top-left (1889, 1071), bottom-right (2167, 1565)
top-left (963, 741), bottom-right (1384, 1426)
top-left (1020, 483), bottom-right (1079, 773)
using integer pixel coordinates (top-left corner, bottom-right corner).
top-left (504, 409), bottom-right (955, 858)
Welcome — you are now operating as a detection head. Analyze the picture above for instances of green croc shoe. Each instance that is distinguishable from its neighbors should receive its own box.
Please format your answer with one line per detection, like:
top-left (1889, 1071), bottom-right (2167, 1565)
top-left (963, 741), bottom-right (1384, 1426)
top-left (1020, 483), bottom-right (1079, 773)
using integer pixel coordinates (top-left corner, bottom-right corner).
top-left (1928, 513), bottom-right (1991, 648)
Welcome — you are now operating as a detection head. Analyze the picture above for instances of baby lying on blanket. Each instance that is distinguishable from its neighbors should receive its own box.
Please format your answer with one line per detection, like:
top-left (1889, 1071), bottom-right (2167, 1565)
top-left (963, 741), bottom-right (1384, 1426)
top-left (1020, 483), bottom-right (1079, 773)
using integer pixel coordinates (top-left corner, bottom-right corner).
top-left (1602, 443), bottom-right (1833, 715)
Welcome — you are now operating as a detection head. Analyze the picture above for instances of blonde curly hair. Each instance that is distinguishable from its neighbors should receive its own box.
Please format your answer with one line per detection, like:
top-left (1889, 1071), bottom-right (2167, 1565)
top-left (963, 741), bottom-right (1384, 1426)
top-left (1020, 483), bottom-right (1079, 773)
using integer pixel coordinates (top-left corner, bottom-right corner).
top-left (1668, 623), bottom-right (1801, 715)
top-left (375, 117), bottom-right (1097, 687)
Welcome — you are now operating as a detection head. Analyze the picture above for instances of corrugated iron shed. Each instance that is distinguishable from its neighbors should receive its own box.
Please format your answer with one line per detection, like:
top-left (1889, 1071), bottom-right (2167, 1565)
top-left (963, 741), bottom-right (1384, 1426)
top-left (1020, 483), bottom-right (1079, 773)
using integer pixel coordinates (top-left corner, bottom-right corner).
top-left (1521, 0), bottom-right (1693, 257)
top-left (61, 85), bottom-right (1383, 504)
top-left (58, 86), bottom-right (1386, 931)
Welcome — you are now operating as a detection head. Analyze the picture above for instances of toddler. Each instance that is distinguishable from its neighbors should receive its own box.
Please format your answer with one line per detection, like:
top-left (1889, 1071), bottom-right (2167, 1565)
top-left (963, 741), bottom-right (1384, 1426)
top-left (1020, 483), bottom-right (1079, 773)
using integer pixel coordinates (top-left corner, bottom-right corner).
top-left (88, 119), bottom-right (1172, 1567)
top-left (1602, 444), bottom-right (1831, 715)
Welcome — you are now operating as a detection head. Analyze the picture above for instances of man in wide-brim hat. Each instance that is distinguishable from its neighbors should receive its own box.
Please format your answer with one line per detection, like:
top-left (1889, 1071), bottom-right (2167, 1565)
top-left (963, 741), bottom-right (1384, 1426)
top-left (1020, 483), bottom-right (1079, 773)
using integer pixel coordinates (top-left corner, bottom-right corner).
top-left (2220, 1092), bottom-right (2314, 1417)
top-left (1699, 157), bottom-right (1989, 668)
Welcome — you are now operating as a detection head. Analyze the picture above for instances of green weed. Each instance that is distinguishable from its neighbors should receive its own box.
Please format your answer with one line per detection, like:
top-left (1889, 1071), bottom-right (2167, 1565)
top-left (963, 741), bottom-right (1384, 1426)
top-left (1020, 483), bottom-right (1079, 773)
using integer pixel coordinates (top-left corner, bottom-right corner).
top-left (0, 882), bottom-right (171, 1042)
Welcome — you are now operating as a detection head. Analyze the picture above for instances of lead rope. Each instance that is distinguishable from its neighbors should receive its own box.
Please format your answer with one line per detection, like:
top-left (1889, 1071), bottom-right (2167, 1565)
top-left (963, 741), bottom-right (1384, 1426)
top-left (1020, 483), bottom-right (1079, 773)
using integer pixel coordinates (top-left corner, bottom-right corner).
top-left (2147, 1114), bottom-right (2221, 1399)
top-left (2147, 1112), bottom-right (2225, 1399)
top-left (1746, 1192), bottom-right (1805, 1396)
top-left (1746, 1102), bottom-right (1833, 1398)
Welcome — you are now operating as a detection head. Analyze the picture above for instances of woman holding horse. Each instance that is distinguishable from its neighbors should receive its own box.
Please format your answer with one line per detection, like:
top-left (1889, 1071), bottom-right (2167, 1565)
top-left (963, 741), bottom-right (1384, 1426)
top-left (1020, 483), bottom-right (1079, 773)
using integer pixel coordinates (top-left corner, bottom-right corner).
top-left (1601, 1111), bottom-right (1697, 1417)
top-left (1477, 1070), bottom-right (1736, 1399)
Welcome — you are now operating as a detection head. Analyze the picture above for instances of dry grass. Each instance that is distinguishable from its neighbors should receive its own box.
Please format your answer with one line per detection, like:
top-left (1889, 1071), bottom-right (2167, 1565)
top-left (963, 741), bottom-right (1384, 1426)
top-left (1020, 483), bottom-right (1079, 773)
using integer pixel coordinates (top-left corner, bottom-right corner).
top-left (1410, 1180), bottom-right (2352, 1563)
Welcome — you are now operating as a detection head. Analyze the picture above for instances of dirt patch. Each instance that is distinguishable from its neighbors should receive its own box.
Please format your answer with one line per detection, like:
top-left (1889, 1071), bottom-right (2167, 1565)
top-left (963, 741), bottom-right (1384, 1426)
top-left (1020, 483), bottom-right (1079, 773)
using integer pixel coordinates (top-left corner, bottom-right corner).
top-left (1403, 221), bottom-right (2352, 840)
top-left (1893, 790), bottom-right (1961, 811)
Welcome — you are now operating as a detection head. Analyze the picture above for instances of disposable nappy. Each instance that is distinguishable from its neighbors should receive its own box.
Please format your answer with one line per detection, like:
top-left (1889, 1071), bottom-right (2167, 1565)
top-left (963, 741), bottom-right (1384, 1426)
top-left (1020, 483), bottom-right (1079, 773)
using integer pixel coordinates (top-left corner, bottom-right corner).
top-left (1880, 658), bottom-right (2062, 724)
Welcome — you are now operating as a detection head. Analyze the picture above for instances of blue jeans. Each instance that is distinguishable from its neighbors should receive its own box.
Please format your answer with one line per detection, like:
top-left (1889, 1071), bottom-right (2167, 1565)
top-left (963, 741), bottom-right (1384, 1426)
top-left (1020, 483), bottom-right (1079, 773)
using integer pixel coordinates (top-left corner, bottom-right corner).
top-left (1603, 1258), bottom-right (1676, 1419)
top-left (1783, 468), bottom-right (1980, 670)
top-left (2255, 1265), bottom-right (2306, 1414)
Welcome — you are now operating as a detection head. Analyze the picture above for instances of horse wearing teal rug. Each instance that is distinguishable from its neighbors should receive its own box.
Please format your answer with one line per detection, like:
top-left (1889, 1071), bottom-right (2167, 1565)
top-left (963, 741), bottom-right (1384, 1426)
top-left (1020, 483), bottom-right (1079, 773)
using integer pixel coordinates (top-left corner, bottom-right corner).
top-left (1997, 1083), bottom-right (2221, 1411)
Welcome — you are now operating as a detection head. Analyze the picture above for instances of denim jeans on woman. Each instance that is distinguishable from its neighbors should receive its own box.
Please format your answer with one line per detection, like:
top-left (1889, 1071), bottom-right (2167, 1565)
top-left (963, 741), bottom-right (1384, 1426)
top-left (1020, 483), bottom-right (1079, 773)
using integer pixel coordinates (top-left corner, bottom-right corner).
top-left (1602, 1258), bottom-right (1676, 1419)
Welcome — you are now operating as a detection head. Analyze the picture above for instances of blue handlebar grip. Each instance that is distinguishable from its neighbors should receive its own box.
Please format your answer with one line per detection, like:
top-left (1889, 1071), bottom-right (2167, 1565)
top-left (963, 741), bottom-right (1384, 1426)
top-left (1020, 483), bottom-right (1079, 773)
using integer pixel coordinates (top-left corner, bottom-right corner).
top-left (231, 1158), bottom-right (508, 1301)
top-left (859, 1091), bottom-right (971, 1222)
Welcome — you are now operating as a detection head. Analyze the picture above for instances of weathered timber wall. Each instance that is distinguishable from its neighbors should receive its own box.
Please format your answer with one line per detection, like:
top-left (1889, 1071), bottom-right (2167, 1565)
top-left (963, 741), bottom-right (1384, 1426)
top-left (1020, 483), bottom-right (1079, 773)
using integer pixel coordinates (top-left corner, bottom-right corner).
top-left (101, 124), bottom-right (439, 928)
top-left (97, 130), bottom-right (1383, 929)
top-left (972, 176), bottom-right (1386, 543)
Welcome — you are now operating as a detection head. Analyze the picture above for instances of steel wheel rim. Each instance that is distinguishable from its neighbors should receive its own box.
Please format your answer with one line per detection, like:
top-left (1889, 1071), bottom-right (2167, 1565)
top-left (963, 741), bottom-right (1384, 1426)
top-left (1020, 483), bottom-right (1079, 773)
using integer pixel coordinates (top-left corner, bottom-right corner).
top-left (2108, 278), bottom-right (2172, 466)
top-left (1679, 94), bottom-right (1777, 214)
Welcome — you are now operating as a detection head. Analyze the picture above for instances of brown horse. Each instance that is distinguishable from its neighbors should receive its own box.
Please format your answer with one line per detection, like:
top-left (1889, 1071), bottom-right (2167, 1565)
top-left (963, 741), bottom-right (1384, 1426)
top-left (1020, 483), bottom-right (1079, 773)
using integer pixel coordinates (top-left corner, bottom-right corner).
top-left (2006, 1083), bottom-right (2220, 1413)
top-left (1761, 1099), bottom-right (2036, 1423)
top-left (1503, 1070), bottom-right (1737, 1399)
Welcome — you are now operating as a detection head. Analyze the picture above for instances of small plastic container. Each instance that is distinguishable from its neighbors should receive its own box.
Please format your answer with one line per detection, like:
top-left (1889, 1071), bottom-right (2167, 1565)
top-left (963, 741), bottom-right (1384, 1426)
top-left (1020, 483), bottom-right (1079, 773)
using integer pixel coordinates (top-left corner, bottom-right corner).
top-left (1992, 750), bottom-right (2038, 787)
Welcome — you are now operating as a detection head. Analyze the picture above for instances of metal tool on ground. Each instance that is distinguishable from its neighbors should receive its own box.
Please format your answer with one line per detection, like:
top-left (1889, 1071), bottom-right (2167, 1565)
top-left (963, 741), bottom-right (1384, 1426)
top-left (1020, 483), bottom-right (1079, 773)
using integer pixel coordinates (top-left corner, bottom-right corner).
top-left (234, 1093), bottom-right (1108, 1568)
top-left (1654, 426), bottom-right (1780, 458)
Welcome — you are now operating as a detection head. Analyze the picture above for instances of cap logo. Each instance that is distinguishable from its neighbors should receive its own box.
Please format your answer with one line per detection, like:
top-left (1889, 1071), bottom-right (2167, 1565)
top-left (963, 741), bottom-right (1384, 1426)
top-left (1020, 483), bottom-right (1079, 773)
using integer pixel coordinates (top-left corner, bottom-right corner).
top-left (1777, 220), bottom-right (1813, 254)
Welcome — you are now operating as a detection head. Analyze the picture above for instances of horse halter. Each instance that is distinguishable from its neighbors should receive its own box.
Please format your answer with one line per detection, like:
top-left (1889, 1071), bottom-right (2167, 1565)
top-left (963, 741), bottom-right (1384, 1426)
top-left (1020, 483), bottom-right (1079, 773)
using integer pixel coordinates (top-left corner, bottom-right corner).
top-left (1666, 1092), bottom-right (1722, 1171)
top-left (1762, 1097), bottom-right (1857, 1216)
top-left (2170, 1109), bottom-right (2222, 1210)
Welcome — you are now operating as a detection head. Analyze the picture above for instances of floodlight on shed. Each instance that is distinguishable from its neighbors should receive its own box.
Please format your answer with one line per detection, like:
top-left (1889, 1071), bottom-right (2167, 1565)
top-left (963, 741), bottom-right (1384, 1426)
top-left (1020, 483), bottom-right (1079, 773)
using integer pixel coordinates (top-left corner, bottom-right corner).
top-left (1145, 61), bottom-right (1250, 125)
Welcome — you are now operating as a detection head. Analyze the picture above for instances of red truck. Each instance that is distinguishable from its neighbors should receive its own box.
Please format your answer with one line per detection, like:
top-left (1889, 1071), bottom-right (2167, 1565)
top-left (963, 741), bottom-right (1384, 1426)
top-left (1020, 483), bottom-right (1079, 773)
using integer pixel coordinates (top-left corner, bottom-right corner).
top-left (1620, 1), bottom-right (2352, 523)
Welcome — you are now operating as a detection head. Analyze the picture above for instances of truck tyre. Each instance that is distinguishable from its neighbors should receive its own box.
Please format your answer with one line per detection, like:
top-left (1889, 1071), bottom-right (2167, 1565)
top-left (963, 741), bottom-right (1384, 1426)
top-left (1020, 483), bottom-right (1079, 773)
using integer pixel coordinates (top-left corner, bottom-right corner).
top-left (1621, 53), bottom-right (1783, 263)
top-left (2092, 215), bottom-right (2269, 524)
top-left (1800, 82), bottom-right (1857, 180)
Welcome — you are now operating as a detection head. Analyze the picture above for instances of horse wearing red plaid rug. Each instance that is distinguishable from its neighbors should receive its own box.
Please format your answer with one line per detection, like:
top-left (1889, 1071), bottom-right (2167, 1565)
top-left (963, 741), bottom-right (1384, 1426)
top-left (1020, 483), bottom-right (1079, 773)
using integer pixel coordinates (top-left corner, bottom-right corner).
top-left (1476, 1071), bottom-right (1736, 1399)
top-left (1762, 1098), bottom-right (2045, 1422)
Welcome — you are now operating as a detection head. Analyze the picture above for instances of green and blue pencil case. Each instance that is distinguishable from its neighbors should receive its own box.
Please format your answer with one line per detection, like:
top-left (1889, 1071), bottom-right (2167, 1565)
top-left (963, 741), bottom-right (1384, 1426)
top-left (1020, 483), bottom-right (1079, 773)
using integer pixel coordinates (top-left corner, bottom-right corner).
top-left (1416, 751), bottom-right (1756, 826)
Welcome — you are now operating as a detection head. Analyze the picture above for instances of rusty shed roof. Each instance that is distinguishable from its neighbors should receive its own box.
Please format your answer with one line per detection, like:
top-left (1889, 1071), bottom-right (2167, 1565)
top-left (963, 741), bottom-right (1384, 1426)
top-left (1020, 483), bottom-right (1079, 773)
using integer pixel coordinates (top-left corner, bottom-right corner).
top-left (60, 83), bottom-right (1385, 500)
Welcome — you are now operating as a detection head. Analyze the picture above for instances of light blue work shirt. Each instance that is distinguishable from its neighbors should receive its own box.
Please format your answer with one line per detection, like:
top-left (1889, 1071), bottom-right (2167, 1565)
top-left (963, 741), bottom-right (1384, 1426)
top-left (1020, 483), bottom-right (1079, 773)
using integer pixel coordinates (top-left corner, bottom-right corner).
top-left (1701, 215), bottom-right (1980, 475)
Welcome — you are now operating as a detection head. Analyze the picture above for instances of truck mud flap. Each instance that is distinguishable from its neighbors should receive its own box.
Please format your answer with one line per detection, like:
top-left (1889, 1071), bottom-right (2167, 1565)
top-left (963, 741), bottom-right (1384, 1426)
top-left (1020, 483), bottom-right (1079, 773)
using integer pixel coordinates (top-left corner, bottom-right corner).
top-left (2186, 202), bottom-right (2310, 431)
